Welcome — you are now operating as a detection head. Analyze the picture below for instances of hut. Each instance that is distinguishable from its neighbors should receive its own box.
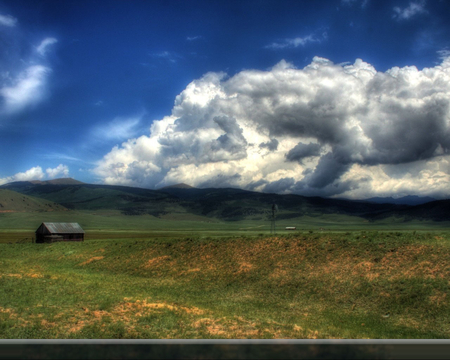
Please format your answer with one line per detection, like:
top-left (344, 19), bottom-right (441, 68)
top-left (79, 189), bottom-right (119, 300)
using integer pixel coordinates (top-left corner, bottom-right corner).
top-left (35, 222), bottom-right (85, 243)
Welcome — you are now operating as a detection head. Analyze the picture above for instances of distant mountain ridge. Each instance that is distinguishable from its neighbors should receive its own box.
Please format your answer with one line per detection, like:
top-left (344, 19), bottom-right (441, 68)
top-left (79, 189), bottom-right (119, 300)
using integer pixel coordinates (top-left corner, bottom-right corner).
top-left (362, 195), bottom-right (437, 206)
top-left (159, 183), bottom-right (195, 190)
top-left (0, 178), bottom-right (449, 222)
top-left (31, 178), bottom-right (85, 185)
top-left (1, 178), bottom-right (84, 189)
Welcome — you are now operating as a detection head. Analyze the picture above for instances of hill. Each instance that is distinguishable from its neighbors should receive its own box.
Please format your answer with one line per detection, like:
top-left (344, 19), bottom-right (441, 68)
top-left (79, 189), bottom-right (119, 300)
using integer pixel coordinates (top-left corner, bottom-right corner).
top-left (362, 195), bottom-right (436, 206)
top-left (381, 199), bottom-right (450, 222)
top-left (159, 183), bottom-right (195, 190)
top-left (30, 178), bottom-right (85, 185)
top-left (0, 182), bottom-right (178, 216)
top-left (1, 178), bottom-right (449, 223)
top-left (0, 189), bottom-right (66, 213)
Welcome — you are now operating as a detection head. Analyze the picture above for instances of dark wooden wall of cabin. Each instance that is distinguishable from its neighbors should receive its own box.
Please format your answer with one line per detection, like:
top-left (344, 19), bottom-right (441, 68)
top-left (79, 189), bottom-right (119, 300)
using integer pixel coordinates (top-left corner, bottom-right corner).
top-left (62, 234), bottom-right (84, 241)
top-left (35, 233), bottom-right (84, 243)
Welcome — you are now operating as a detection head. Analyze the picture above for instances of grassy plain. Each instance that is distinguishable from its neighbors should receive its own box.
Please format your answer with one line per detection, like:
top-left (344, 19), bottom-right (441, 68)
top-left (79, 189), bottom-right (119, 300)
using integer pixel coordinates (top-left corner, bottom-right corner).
top-left (1, 221), bottom-right (450, 339)
top-left (1, 209), bottom-right (449, 244)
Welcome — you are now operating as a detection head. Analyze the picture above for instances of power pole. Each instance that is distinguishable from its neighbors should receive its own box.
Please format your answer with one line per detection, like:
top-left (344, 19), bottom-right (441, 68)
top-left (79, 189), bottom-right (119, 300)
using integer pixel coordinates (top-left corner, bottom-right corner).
top-left (270, 204), bottom-right (277, 234)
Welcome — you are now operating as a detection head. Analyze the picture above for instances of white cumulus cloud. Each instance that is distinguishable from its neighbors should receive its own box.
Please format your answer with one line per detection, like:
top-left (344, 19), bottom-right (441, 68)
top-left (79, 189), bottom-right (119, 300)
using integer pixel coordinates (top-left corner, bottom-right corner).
top-left (0, 164), bottom-right (70, 185)
top-left (94, 56), bottom-right (450, 199)
top-left (46, 164), bottom-right (69, 178)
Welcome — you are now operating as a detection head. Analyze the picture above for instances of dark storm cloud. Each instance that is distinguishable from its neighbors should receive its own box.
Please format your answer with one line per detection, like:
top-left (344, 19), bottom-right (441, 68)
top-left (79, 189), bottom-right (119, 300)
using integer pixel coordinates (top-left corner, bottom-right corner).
top-left (259, 138), bottom-right (279, 151)
top-left (285, 142), bottom-right (322, 163)
top-left (210, 116), bottom-right (248, 160)
top-left (199, 173), bottom-right (242, 188)
top-left (262, 177), bottom-right (296, 194)
top-left (292, 178), bottom-right (360, 197)
top-left (245, 178), bottom-right (269, 191)
top-left (299, 152), bottom-right (351, 189)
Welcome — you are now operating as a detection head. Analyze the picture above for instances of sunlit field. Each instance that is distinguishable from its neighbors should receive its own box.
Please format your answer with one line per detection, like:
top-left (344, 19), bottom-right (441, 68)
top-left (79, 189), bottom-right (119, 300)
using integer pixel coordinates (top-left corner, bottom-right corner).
top-left (1, 225), bottom-right (449, 339)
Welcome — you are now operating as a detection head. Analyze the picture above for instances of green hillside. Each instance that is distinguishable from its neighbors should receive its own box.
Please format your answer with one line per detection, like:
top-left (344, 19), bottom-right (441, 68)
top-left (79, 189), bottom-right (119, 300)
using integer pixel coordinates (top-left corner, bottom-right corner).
top-left (1, 179), bottom-right (449, 226)
top-left (2, 183), bottom-right (179, 216)
top-left (0, 189), bottom-right (66, 213)
top-left (0, 181), bottom-right (406, 219)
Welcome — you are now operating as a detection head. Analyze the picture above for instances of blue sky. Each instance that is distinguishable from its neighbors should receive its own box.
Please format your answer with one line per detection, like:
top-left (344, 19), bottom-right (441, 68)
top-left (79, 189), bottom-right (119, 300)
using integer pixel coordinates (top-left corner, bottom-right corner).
top-left (1, 0), bottom-right (450, 199)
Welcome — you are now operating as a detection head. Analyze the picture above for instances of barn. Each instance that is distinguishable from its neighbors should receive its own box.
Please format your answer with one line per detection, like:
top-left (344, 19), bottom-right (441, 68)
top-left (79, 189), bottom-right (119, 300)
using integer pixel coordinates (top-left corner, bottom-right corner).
top-left (35, 222), bottom-right (85, 243)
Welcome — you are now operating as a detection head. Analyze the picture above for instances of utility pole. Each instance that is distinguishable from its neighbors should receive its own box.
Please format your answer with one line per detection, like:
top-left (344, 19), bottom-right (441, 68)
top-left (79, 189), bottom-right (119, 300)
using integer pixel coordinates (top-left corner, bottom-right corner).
top-left (270, 204), bottom-right (278, 234)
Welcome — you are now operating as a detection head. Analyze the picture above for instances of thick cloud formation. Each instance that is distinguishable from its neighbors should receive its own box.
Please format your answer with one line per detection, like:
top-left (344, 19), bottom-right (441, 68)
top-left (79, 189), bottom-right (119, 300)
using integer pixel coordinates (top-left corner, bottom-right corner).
top-left (95, 56), bottom-right (450, 199)
top-left (285, 142), bottom-right (322, 164)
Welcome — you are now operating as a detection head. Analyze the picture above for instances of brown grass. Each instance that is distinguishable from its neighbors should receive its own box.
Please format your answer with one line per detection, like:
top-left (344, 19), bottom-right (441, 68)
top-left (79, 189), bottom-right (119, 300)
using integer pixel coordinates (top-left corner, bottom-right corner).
top-left (79, 256), bottom-right (104, 266)
top-left (143, 255), bottom-right (171, 268)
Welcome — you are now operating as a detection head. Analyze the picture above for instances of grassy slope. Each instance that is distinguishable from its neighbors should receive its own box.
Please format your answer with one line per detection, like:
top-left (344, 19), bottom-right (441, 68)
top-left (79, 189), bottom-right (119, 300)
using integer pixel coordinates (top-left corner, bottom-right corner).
top-left (14, 184), bottom-right (173, 213)
top-left (0, 189), bottom-right (66, 213)
top-left (0, 231), bottom-right (449, 339)
top-left (4, 182), bottom-right (426, 221)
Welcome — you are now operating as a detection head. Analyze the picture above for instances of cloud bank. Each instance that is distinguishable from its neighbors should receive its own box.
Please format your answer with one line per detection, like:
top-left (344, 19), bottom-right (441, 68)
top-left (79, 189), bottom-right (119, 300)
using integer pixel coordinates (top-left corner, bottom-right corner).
top-left (94, 56), bottom-right (450, 199)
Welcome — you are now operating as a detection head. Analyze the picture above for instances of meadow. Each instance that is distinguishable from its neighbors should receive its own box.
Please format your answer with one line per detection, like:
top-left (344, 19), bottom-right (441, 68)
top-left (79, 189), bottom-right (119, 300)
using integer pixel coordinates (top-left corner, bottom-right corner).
top-left (1, 213), bottom-right (450, 339)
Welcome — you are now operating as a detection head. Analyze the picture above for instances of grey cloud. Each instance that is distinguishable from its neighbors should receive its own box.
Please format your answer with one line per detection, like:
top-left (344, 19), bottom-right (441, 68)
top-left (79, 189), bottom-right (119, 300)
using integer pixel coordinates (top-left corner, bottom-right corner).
top-left (259, 138), bottom-right (279, 151)
top-left (362, 94), bottom-right (450, 165)
top-left (199, 173), bottom-right (242, 188)
top-left (157, 115), bottom-right (248, 166)
top-left (285, 142), bottom-right (321, 163)
top-left (227, 57), bottom-right (450, 168)
top-left (263, 177), bottom-right (296, 194)
top-left (302, 168), bottom-right (313, 176)
top-left (245, 179), bottom-right (269, 191)
top-left (119, 161), bottom-right (167, 188)
top-left (293, 178), bottom-right (360, 197)
top-left (300, 153), bottom-right (351, 189)
top-left (209, 116), bottom-right (248, 161)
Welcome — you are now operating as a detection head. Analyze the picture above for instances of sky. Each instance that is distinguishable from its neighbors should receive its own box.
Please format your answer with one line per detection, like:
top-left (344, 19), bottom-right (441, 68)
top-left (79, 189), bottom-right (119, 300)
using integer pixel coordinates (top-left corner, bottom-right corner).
top-left (0, 0), bottom-right (450, 199)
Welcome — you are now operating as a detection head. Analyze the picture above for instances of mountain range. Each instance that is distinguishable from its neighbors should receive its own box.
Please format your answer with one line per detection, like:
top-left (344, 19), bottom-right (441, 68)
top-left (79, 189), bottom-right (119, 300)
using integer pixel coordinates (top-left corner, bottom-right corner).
top-left (357, 195), bottom-right (437, 206)
top-left (0, 178), bottom-right (449, 222)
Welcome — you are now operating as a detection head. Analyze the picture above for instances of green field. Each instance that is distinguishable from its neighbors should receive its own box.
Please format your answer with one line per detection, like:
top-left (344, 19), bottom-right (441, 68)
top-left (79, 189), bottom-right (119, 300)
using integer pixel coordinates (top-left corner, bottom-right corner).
top-left (1, 209), bottom-right (449, 244)
top-left (1, 222), bottom-right (450, 339)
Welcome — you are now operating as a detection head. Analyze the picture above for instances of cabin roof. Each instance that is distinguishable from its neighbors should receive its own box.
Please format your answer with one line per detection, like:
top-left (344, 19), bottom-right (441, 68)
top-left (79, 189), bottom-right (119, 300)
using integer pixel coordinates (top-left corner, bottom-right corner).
top-left (39, 222), bottom-right (85, 234)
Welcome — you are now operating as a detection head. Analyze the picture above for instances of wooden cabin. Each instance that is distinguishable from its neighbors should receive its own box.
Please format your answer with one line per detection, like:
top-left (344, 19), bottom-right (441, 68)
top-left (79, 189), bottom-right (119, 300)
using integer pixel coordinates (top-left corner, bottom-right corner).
top-left (35, 222), bottom-right (85, 243)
